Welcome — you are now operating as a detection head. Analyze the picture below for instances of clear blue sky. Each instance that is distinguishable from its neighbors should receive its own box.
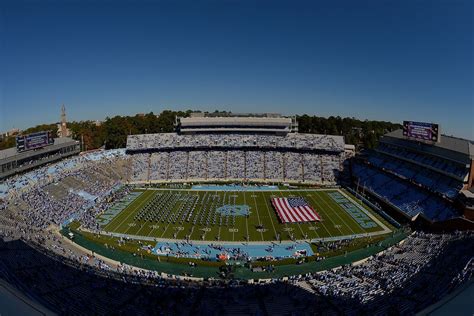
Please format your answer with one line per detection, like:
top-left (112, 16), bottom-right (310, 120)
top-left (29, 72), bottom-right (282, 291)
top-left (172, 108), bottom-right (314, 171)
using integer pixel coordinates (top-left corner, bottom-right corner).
top-left (1, 0), bottom-right (472, 139)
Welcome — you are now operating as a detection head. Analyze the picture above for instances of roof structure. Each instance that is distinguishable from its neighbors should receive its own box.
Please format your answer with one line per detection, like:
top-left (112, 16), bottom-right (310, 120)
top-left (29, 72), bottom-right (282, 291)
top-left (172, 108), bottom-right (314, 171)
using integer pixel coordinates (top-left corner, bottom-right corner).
top-left (381, 129), bottom-right (473, 164)
top-left (384, 129), bottom-right (472, 156)
top-left (177, 115), bottom-right (297, 134)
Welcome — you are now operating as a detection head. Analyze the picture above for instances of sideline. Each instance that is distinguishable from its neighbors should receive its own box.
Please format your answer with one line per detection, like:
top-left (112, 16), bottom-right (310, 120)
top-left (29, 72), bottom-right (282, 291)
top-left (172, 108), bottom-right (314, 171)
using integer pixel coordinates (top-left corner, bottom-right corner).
top-left (55, 229), bottom-right (204, 282)
top-left (88, 227), bottom-right (393, 245)
top-left (337, 189), bottom-right (392, 234)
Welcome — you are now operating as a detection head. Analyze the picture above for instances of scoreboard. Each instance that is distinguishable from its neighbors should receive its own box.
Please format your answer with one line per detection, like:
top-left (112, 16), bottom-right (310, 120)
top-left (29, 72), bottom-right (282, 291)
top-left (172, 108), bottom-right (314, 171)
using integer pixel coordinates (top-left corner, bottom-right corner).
top-left (402, 121), bottom-right (440, 143)
top-left (16, 131), bottom-right (54, 152)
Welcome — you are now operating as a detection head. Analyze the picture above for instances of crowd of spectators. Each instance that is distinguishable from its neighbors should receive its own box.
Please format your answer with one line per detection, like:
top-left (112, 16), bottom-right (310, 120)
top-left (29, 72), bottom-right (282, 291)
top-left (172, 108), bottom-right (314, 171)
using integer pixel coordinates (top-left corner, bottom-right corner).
top-left (0, 228), bottom-right (470, 315)
top-left (127, 133), bottom-right (343, 184)
top-left (0, 150), bottom-right (129, 231)
top-left (130, 150), bottom-right (342, 184)
top-left (0, 143), bottom-right (472, 314)
top-left (127, 133), bottom-right (345, 152)
top-left (294, 231), bottom-right (473, 315)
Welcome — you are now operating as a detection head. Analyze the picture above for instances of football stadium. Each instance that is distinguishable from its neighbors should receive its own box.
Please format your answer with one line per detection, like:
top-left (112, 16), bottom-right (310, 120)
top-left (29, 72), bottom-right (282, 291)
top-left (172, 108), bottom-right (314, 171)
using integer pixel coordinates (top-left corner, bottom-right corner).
top-left (0, 111), bottom-right (472, 315)
top-left (1, 1), bottom-right (473, 314)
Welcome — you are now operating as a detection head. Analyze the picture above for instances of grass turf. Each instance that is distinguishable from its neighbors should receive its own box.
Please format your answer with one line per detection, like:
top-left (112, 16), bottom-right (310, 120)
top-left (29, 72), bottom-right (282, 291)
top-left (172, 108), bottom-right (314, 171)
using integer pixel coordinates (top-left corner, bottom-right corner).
top-left (98, 188), bottom-right (391, 242)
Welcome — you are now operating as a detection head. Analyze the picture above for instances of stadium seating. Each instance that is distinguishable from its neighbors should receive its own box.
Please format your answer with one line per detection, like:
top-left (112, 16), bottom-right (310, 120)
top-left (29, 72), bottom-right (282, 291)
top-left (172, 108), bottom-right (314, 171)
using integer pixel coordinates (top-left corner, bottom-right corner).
top-left (227, 150), bottom-right (245, 179)
top-left (352, 162), bottom-right (459, 221)
top-left (0, 150), bottom-right (130, 229)
top-left (169, 151), bottom-right (188, 180)
top-left (0, 142), bottom-right (472, 315)
top-left (303, 154), bottom-right (322, 182)
top-left (127, 133), bottom-right (345, 152)
top-left (126, 133), bottom-right (344, 184)
top-left (377, 143), bottom-right (468, 179)
top-left (367, 152), bottom-right (463, 199)
top-left (0, 231), bottom-right (470, 315)
top-left (246, 151), bottom-right (265, 179)
top-left (187, 151), bottom-right (208, 179)
top-left (208, 151), bottom-right (226, 179)
top-left (130, 150), bottom-right (342, 183)
top-left (131, 153), bottom-right (149, 181)
top-left (298, 232), bottom-right (473, 315)
top-left (265, 151), bottom-right (284, 180)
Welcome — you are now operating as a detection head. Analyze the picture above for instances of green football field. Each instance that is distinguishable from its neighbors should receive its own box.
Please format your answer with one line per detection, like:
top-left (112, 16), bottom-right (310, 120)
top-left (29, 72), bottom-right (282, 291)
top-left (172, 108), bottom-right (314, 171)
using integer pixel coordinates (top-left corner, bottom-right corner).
top-left (97, 188), bottom-right (392, 242)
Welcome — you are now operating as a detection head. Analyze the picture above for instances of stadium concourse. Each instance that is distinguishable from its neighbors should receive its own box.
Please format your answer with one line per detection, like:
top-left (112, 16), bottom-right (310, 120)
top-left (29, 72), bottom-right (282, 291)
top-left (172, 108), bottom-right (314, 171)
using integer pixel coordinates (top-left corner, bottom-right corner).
top-left (0, 116), bottom-right (472, 314)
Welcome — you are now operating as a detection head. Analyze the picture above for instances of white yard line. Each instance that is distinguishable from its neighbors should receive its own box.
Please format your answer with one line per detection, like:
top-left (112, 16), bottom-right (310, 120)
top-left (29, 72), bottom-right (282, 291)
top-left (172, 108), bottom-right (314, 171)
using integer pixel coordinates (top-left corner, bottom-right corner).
top-left (159, 195), bottom-right (186, 239)
top-left (98, 191), bottom-right (144, 226)
top-left (251, 193), bottom-right (265, 241)
top-left (107, 190), bottom-right (154, 233)
top-left (259, 192), bottom-right (278, 240)
top-left (305, 193), bottom-right (342, 237)
top-left (217, 225), bottom-right (222, 241)
top-left (294, 191), bottom-right (320, 239)
top-left (102, 187), bottom-right (391, 244)
top-left (243, 191), bottom-right (250, 240)
top-left (316, 191), bottom-right (358, 236)
top-left (145, 190), bottom-right (171, 238)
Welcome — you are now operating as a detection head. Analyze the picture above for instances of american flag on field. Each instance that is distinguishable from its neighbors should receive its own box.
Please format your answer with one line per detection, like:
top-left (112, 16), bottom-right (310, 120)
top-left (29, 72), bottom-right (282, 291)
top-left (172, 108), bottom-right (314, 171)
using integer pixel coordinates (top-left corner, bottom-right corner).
top-left (271, 197), bottom-right (321, 223)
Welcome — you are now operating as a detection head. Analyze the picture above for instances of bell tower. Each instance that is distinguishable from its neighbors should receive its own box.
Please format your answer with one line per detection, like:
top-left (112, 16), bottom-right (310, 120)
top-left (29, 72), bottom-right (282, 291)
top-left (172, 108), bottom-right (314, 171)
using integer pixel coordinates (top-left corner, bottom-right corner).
top-left (58, 104), bottom-right (70, 137)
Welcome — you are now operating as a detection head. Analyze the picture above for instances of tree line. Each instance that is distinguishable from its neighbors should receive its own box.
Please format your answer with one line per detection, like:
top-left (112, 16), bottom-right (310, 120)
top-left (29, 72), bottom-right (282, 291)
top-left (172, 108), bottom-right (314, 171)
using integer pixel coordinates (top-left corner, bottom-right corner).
top-left (0, 110), bottom-right (401, 151)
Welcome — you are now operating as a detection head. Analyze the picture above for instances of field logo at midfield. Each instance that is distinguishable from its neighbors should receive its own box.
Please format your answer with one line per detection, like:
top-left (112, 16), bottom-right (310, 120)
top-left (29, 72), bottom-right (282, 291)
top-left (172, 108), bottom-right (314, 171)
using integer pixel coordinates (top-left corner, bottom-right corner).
top-left (216, 204), bottom-right (251, 216)
top-left (328, 192), bottom-right (377, 229)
